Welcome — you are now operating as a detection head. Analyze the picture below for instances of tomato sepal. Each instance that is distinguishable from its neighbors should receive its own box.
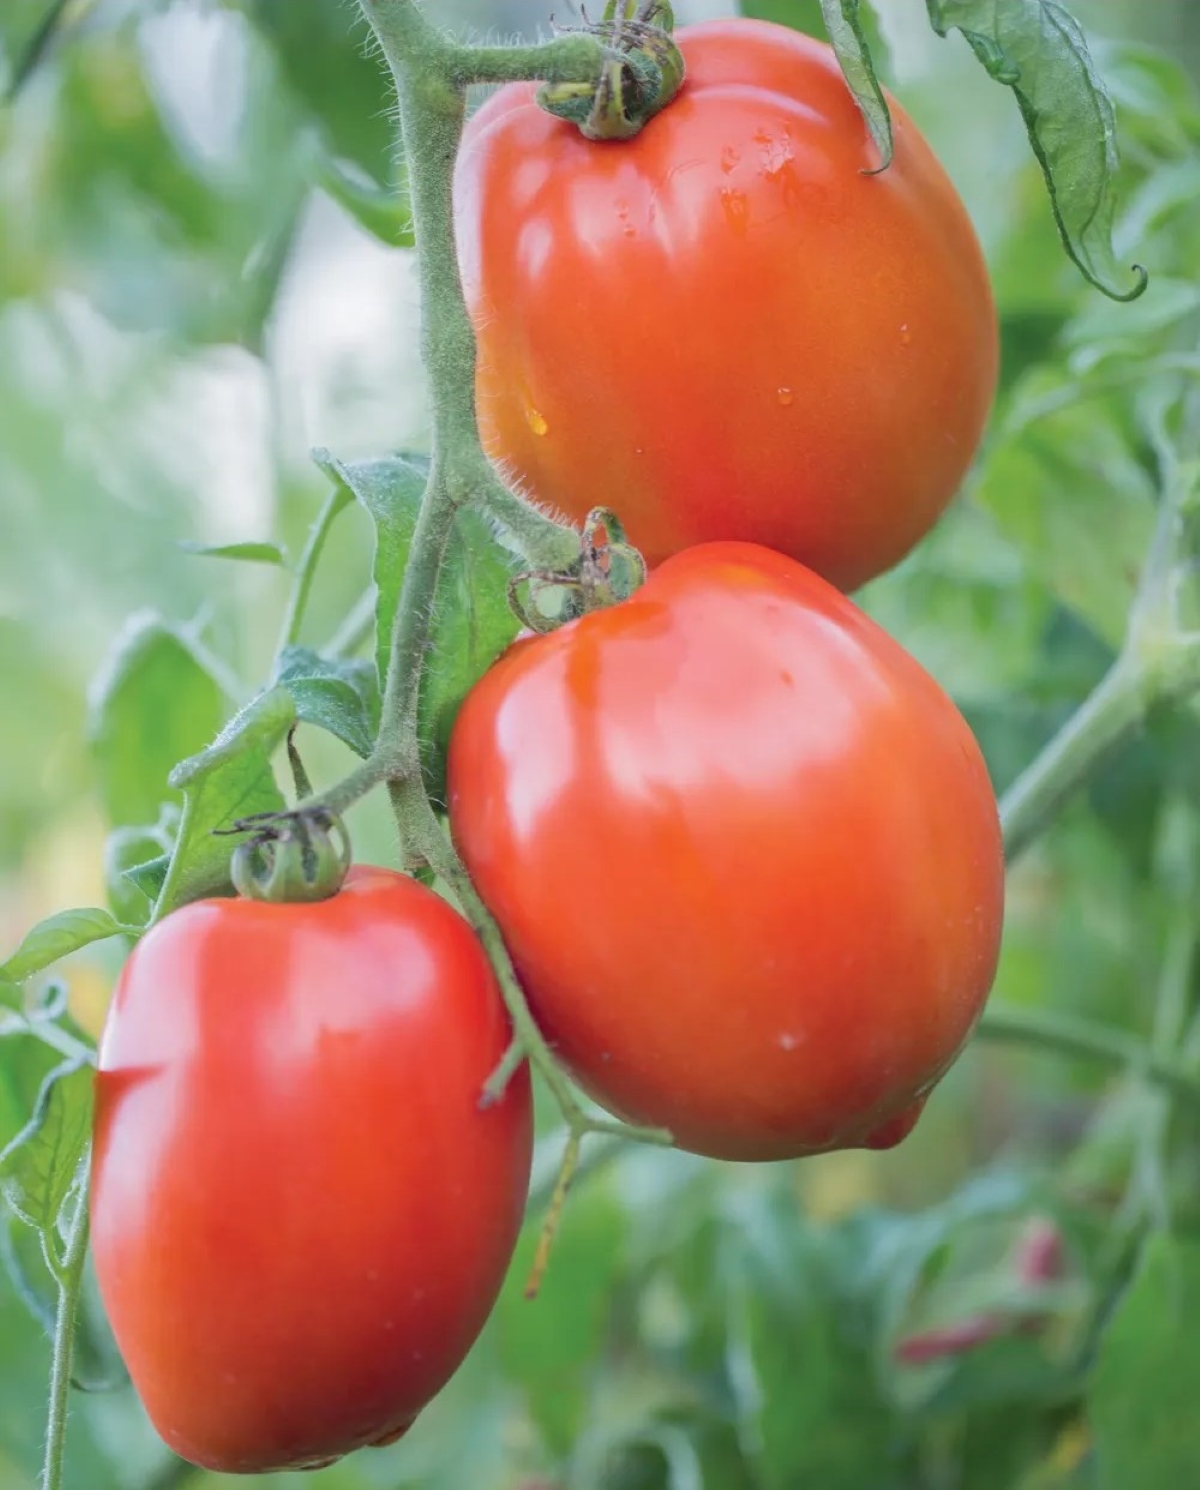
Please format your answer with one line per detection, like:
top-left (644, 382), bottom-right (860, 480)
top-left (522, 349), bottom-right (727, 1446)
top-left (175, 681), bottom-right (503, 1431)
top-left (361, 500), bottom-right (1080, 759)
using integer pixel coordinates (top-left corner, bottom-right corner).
top-left (226, 807), bottom-right (352, 905)
top-left (536, 1), bottom-right (685, 142)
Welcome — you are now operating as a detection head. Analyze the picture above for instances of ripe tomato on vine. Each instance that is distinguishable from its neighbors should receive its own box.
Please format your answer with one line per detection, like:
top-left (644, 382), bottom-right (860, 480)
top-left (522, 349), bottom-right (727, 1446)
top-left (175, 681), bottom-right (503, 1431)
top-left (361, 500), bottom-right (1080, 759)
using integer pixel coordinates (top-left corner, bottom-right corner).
top-left (91, 868), bottom-right (532, 1473)
top-left (455, 18), bottom-right (999, 591)
top-left (448, 542), bottom-right (1005, 1160)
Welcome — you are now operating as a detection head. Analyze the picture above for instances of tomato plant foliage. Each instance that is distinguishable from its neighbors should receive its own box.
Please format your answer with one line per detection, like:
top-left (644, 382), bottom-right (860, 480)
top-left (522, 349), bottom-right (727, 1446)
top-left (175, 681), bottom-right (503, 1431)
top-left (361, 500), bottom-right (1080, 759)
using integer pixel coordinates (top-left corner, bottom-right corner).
top-left (2, 0), bottom-right (1200, 1488)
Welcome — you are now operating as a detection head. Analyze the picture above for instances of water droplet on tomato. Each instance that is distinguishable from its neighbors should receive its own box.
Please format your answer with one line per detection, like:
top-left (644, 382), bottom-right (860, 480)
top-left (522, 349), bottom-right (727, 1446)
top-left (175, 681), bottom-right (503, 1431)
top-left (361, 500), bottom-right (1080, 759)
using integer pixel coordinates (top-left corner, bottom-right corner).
top-left (719, 188), bottom-right (748, 234)
top-left (900, 323), bottom-right (911, 345)
top-left (525, 406), bottom-right (549, 437)
top-left (777, 387), bottom-right (794, 406)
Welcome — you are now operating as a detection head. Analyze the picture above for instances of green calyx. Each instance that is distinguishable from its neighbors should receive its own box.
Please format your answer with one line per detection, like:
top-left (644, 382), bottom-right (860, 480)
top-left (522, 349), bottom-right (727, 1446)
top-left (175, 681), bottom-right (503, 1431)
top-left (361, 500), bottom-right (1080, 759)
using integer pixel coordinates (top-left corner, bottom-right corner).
top-left (229, 809), bottom-right (352, 905)
top-left (509, 507), bottom-right (647, 634)
top-left (537, 0), bottom-right (686, 142)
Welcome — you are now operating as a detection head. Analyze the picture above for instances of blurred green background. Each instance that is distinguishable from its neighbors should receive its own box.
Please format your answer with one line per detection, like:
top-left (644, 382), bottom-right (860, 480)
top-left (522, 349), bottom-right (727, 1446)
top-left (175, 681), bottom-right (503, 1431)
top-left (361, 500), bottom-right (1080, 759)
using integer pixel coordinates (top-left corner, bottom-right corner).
top-left (2, 1), bottom-right (1200, 1487)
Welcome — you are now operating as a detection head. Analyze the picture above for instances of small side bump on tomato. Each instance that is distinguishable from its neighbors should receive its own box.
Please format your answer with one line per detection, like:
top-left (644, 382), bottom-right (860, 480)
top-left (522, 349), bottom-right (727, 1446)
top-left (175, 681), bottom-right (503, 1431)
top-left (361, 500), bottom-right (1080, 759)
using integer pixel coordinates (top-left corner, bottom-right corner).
top-left (863, 1095), bottom-right (929, 1150)
top-left (370, 1419), bottom-right (415, 1449)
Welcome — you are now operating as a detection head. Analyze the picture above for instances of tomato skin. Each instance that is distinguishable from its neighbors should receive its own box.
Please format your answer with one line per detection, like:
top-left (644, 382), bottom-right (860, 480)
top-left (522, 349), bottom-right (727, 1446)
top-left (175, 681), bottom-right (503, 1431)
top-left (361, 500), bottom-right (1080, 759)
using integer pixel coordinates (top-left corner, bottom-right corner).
top-left (91, 867), bottom-right (531, 1474)
top-left (447, 543), bottom-right (1004, 1161)
top-left (455, 18), bottom-right (998, 592)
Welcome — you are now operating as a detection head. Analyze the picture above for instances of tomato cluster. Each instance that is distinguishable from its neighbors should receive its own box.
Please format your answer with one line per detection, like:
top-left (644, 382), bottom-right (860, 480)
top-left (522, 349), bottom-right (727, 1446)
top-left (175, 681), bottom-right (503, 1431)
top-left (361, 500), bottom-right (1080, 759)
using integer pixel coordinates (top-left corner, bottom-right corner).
top-left (91, 18), bottom-right (1003, 1475)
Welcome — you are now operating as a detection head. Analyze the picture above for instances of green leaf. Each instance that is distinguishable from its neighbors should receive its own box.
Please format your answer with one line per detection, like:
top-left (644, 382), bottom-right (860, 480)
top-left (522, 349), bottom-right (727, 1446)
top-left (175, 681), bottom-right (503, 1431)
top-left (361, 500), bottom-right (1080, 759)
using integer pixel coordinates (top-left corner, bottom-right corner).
top-left (318, 451), bottom-right (521, 801)
top-left (179, 539), bottom-right (289, 566)
top-left (0, 1213), bottom-right (126, 1392)
top-left (313, 155), bottom-right (415, 249)
top-left (0, 1059), bottom-right (92, 1234)
top-left (497, 1180), bottom-right (627, 1456)
top-left (421, 505), bottom-right (523, 802)
top-left (923, 0), bottom-right (1146, 301)
top-left (738, 0), bottom-right (826, 36)
top-left (315, 451), bottom-right (429, 688)
top-left (3, 25), bottom-right (307, 345)
top-left (820, 0), bottom-right (893, 166)
top-left (251, 0), bottom-right (397, 183)
top-left (973, 385), bottom-right (1155, 647)
top-left (720, 1186), bottom-right (905, 1489)
top-left (1090, 1232), bottom-right (1200, 1486)
top-left (0, 909), bottom-right (127, 987)
top-left (0, 1209), bottom-right (56, 1336)
top-left (157, 687), bottom-right (296, 915)
top-left (0, 0), bottom-right (69, 97)
top-left (275, 645), bottom-right (381, 759)
top-left (861, 505), bottom-right (1051, 705)
top-left (88, 614), bottom-right (227, 829)
top-left (122, 855), bottom-right (172, 906)
top-left (103, 812), bottom-right (178, 927)
top-left (0, 1036), bottom-right (59, 1154)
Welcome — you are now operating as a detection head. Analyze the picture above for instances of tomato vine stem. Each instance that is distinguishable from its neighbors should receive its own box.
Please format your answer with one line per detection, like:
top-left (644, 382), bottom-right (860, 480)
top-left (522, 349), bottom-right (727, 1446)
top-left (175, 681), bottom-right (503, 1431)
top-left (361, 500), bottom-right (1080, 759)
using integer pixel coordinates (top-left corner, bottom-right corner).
top-left (342, 0), bottom-right (679, 1281)
top-left (1000, 419), bottom-right (1200, 862)
top-left (41, 1159), bottom-right (90, 1490)
top-left (977, 1003), bottom-right (1200, 1107)
top-left (392, 774), bottom-right (671, 1287)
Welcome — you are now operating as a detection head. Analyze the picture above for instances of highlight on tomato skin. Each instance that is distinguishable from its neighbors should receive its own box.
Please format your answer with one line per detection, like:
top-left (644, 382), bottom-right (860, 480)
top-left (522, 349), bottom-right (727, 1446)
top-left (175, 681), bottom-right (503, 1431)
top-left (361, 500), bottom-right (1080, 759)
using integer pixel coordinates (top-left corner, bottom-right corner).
top-left (447, 541), bottom-right (1005, 1163)
top-left (454, 17), bottom-right (999, 593)
top-left (89, 866), bottom-right (533, 1475)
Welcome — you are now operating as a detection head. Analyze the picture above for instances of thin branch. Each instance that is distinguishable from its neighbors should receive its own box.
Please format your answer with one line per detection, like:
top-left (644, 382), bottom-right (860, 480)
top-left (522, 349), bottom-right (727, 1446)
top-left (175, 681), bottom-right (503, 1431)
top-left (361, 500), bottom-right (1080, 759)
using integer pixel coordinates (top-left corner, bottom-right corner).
top-left (977, 1003), bottom-right (1200, 1107)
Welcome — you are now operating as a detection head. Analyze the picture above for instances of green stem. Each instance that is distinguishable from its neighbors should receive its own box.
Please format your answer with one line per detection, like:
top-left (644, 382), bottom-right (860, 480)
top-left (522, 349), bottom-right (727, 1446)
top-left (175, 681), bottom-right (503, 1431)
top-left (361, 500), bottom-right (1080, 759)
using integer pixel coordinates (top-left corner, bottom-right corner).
top-left (343, 11), bottom-right (673, 1290)
top-left (394, 778), bottom-right (669, 1146)
top-left (528, 1130), bottom-right (628, 1213)
top-left (357, 4), bottom-right (507, 782)
top-left (274, 484), bottom-right (352, 664)
top-left (976, 1003), bottom-right (1200, 1107)
top-left (1001, 636), bottom-right (1200, 864)
top-left (42, 1162), bottom-right (91, 1490)
top-left (473, 457), bottom-right (588, 571)
top-left (306, 1), bottom-right (682, 835)
top-left (1000, 660), bottom-right (1149, 862)
top-left (0, 1012), bottom-right (95, 1064)
top-left (453, 37), bottom-right (613, 86)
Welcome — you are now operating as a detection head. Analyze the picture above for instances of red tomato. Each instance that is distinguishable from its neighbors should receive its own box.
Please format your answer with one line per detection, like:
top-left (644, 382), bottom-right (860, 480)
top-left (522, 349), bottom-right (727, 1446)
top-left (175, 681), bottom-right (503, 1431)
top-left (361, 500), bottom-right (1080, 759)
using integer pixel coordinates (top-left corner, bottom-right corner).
top-left (91, 867), bottom-right (531, 1473)
top-left (455, 18), bottom-right (998, 591)
top-left (447, 543), bottom-right (1004, 1161)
